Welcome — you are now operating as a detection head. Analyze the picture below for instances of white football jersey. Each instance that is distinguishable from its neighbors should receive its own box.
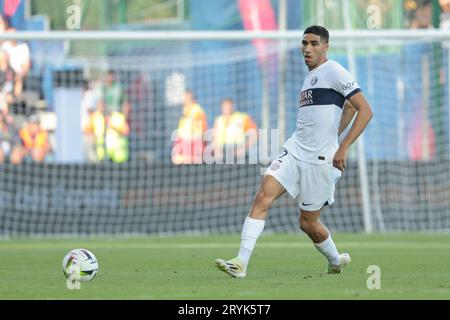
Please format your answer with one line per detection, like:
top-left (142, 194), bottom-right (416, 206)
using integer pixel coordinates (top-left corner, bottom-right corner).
top-left (284, 59), bottom-right (361, 164)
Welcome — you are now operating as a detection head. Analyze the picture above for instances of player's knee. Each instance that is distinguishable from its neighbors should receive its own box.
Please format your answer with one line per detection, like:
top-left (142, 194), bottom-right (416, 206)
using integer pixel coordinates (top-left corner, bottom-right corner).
top-left (249, 190), bottom-right (274, 219)
top-left (299, 217), bottom-right (316, 234)
top-left (299, 220), bottom-right (309, 233)
top-left (254, 189), bottom-right (275, 208)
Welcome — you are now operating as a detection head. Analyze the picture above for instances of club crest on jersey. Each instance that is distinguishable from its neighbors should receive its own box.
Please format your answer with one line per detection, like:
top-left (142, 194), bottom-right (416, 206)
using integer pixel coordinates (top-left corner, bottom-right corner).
top-left (311, 76), bottom-right (318, 86)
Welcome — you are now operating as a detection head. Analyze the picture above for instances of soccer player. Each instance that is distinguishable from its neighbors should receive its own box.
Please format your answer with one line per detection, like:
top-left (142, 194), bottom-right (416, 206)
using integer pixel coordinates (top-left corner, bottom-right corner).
top-left (215, 25), bottom-right (373, 278)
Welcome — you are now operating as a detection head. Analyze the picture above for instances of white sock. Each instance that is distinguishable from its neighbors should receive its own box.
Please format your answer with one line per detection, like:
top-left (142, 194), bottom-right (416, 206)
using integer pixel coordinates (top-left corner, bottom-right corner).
top-left (237, 216), bottom-right (265, 269)
top-left (314, 234), bottom-right (341, 266)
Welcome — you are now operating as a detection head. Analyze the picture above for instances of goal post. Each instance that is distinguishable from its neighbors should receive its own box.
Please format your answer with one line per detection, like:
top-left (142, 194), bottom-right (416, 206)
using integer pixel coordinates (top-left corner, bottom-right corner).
top-left (0, 29), bottom-right (449, 237)
top-left (343, 0), bottom-right (372, 234)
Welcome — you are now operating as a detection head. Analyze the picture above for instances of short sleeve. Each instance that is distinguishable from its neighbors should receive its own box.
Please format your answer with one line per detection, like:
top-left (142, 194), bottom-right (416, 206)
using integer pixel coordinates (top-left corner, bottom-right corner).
top-left (328, 63), bottom-right (361, 100)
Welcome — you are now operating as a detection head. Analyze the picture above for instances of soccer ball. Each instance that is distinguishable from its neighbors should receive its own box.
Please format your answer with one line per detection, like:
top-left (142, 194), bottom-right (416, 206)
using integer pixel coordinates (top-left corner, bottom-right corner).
top-left (62, 248), bottom-right (99, 282)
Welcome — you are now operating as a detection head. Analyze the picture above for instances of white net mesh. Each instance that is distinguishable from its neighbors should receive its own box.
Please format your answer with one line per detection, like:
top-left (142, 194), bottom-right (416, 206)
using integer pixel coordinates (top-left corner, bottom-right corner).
top-left (0, 31), bottom-right (450, 236)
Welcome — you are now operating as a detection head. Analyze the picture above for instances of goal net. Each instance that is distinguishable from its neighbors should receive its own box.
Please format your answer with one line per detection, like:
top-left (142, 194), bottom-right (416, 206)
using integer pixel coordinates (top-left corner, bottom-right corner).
top-left (0, 30), bottom-right (449, 237)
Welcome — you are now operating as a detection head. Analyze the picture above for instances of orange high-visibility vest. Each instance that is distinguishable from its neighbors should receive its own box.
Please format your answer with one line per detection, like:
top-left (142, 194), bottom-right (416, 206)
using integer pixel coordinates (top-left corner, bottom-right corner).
top-left (177, 103), bottom-right (207, 140)
top-left (19, 126), bottom-right (48, 149)
top-left (214, 112), bottom-right (257, 145)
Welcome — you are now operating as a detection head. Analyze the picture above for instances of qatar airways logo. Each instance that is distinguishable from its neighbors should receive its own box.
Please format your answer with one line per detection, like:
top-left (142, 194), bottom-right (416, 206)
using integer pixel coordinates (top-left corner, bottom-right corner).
top-left (299, 89), bottom-right (313, 107)
top-left (342, 81), bottom-right (356, 91)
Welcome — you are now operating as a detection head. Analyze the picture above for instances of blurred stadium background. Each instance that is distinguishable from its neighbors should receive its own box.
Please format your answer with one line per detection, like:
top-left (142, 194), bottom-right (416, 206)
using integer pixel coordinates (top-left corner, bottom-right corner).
top-left (2, 0), bottom-right (450, 300)
top-left (0, 0), bottom-right (449, 237)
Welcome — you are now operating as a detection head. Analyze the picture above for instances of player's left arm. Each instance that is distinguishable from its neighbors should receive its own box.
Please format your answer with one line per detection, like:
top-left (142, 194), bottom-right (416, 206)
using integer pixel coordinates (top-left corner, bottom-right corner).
top-left (333, 91), bottom-right (373, 171)
top-left (338, 100), bottom-right (357, 136)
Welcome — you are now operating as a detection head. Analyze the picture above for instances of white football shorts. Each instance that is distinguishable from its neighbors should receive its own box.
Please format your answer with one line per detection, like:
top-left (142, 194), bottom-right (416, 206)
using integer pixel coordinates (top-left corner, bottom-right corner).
top-left (265, 148), bottom-right (342, 211)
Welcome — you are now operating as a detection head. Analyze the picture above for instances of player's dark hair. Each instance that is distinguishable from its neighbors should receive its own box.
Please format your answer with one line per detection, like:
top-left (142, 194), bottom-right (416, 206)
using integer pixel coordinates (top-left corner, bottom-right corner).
top-left (303, 25), bottom-right (329, 43)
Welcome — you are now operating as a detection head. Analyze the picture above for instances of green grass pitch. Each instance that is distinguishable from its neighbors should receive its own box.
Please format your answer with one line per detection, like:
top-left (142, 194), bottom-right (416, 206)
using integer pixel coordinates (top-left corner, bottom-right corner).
top-left (1, 233), bottom-right (450, 299)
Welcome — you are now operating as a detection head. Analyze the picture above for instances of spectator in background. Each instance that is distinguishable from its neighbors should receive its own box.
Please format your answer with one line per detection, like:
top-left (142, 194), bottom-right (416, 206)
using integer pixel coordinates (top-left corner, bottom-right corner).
top-left (403, 0), bottom-right (438, 160)
top-left (439, 0), bottom-right (450, 28)
top-left (84, 98), bottom-right (130, 164)
top-left (83, 100), bottom-right (106, 162)
top-left (0, 103), bottom-right (20, 164)
top-left (407, 113), bottom-right (436, 160)
top-left (213, 98), bottom-right (257, 163)
top-left (0, 14), bottom-right (9, 34)
top-left (1, 28), bottom-right (30, 79)
top-left (102, 70), bottom-right (130, 118)
top-left (105, 109), bottom-right (130, 163)
top-left (404, 0), bottom-right (418, 27)
top-left (0, 50), bottom-right (20, 111)
top-left (17, 115), bottom-right (51, 163)
top-left (127, 72), bottom-right (154, 158)
top-left (172, 90), bottom-right (207, 164)
top-left (83, 70), bottom-right (131, 163)
top-left (408, 0), bottom-right (433, 29)
top-left (0, 14), bottom-right (10, 52)
top-left (81, 79), bottom-right (100, 162)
